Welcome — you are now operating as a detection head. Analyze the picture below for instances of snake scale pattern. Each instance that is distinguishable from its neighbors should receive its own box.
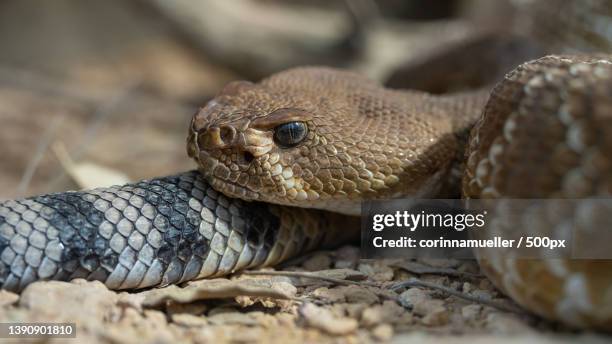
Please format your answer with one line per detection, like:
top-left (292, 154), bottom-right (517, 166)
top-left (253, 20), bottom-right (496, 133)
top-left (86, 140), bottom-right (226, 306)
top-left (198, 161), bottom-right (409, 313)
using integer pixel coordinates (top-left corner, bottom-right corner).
top-left (2, 52), bottom-right (612, 333)
top-left (0, 171), bottom-right (352, 292)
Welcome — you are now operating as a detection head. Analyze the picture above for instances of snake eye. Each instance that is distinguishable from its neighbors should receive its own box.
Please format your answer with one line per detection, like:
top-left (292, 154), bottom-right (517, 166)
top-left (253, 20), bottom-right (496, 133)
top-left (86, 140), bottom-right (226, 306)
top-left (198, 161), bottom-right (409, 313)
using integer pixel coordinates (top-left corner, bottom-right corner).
top-left (273, 121), bottom-right (308, 148)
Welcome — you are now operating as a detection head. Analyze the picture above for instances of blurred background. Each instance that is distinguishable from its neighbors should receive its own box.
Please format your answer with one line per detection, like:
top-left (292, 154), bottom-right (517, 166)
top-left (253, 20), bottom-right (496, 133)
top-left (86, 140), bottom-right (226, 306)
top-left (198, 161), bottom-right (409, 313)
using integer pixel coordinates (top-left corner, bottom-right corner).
top-left (0, 0), bottom-right (610, 200)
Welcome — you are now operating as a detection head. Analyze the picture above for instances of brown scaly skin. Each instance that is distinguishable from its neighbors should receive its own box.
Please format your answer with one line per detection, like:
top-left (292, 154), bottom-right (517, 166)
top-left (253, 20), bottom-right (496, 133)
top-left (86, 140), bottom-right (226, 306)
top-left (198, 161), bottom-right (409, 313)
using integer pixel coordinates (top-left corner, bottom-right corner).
top-left (188, 67), bottom-right (487, 215)
top-left (464, 55), bottom-right (612, 330)
top-left (188, 57), bottom-right (612, 330)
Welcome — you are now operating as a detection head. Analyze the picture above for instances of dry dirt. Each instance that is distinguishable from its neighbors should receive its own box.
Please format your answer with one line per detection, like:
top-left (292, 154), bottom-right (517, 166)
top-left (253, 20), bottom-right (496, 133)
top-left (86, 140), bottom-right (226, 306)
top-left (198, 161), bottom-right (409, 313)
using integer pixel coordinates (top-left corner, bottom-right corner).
top-left (1, 249), bottom-right (610, 343)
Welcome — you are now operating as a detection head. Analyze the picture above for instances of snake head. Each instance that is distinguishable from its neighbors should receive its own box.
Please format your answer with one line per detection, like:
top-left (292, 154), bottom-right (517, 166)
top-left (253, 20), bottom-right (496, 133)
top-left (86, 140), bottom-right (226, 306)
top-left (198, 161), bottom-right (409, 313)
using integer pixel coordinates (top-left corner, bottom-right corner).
top-left (187, 67), bottom-right (458, 215)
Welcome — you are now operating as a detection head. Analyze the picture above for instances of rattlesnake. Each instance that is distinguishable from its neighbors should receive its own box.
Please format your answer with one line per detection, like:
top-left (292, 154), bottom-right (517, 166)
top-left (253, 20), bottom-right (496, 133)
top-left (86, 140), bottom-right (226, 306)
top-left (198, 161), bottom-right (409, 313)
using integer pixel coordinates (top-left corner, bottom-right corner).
top-left (1, 55), bottom-right (611, 331)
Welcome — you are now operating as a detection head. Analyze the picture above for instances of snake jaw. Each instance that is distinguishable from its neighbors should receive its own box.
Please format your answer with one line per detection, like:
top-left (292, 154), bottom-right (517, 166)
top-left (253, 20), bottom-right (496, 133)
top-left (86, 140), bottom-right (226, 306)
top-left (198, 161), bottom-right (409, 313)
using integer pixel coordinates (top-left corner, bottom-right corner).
top-left (189, 112), bottom-right (281, 203)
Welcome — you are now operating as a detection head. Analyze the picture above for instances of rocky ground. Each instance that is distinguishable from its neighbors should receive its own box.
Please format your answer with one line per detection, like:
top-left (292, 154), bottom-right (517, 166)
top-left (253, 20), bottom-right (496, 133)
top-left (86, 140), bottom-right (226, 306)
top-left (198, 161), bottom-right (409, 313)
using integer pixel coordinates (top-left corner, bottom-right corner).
top-left (1, 249), bottom-right (611, 343)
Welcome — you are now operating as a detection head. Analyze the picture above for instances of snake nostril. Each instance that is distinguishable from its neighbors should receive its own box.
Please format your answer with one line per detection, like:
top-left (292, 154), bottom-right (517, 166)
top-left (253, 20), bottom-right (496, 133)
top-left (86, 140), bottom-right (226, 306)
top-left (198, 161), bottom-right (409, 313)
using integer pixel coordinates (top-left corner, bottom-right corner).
top-left (243, 151), bottom-right (254, 163)
top-left (199, 126), bottom-right (236, 149)
top-left (197, 132), bottom-right (208, 149)
top-left (219, 126), bottom-right (235, 145)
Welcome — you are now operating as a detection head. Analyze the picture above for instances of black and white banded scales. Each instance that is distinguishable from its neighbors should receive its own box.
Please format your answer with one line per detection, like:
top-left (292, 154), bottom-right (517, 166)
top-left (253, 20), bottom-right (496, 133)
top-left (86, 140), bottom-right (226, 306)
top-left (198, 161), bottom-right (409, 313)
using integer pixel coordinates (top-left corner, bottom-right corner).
top-left (0, 171), bottom-right (353, 292)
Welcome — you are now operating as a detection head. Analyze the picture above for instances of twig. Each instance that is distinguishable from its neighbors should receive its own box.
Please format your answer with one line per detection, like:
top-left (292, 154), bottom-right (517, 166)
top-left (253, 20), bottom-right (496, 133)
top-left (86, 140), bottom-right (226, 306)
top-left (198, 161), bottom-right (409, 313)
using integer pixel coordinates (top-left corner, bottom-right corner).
top-left (390, 277), bottom-right (524, 314)
top-left (390, 262), bottom-right (482, 280)
top-left (241, 270), bottom-right (378, 287)
top-left (71, 80), bottom-right (142, 160)
top-left (43, 81), bottom-right (141, 193)
top-left (16, 115), bottom-right (66, 197)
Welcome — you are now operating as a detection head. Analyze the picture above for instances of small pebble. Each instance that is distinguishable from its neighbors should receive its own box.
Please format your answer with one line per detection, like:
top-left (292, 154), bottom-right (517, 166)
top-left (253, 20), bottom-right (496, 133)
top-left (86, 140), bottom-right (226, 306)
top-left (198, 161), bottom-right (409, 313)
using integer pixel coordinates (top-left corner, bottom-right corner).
top-left (421, 307), bottom-right (449, 327)
top-left (342, 285), bottom-right (379, 305)
top-left (301, 303), bottom-right (358, 335)
top-left (461, 304), bottom-right (482, 321)
top-left (312, 287), bottom-right (346, 303)
top-left (371, 324), bottom-right (394, 341)
top-left (398, 287), bottom-right (429, 310)
top-left (413, 299), bottom-right (445, 318)
top-left (486, 312), bottom-right (533, 334)
top-left (334, 246), bottom-right (360, 269)
top-left (302, 253), bottom-right (332, 271)
top-left (358, 262), bottom-right (394, 282)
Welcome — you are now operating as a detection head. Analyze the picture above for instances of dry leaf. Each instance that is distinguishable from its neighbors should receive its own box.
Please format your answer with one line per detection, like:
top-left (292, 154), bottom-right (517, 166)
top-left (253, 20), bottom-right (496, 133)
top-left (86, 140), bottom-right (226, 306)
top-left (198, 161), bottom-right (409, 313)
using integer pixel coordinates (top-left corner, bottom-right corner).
top-left (292, 268), bottom-right (368, 287)
top-left (142, 278), bottom-right (295, 307)
top-left (67, 163), bottom-right (131, 189)
top-left (53, 141), bottom-right (130, 189)
top-left (236, 281), bottom-right (297, 309)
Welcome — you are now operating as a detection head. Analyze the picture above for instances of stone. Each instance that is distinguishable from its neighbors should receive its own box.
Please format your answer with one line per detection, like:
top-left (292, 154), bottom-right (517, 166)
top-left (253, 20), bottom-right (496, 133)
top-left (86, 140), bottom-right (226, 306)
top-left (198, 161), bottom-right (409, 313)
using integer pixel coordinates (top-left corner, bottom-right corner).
top-left (300, 303), bottom-right (358, 336)
top-left (312, 287), bottom-right (346, 303)
top-left (302, 252), bottom-right (332, 271)
top-left (341, 285), bottom-right (379, 305)
top-left (358, 261), bottom-right (394, 282)
top-left (398, 287), bottom-right (430, 310)
top-left (462, 304), bottom-right (483, 321)
top-left (486, 312), bottom-right (534, 334)
top-left (371, 324), bottom-right (394, 341)
top-left (421, 306), bottom-right (449, 326)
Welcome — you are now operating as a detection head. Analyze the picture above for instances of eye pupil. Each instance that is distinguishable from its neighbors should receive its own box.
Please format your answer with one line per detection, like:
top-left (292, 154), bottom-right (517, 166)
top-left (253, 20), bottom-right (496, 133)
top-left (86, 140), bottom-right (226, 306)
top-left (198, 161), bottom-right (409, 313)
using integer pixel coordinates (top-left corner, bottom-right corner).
top-left (274, 122), bottom-right (308, 147)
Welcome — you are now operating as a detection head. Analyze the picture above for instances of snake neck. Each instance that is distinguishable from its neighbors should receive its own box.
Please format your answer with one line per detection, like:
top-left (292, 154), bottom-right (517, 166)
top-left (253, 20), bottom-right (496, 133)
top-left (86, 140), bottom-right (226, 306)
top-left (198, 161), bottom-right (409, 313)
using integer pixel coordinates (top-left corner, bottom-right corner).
top-left (396, 88), bottom-right (490, 198)
top-left (442, 90), bottom-right (490, 133)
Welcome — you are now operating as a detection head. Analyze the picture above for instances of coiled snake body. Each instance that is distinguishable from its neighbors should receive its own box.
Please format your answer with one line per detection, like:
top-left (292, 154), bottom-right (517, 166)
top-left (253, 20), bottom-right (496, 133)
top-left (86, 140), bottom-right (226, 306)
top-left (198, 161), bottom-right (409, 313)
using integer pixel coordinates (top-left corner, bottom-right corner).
top-left (1, 55), bottom-right (611, 330)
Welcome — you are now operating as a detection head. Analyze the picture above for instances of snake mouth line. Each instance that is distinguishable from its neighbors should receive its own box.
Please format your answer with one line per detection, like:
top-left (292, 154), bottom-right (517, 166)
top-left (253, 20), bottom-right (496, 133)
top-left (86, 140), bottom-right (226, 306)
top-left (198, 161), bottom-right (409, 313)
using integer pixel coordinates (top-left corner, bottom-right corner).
top-left (207, 175), bottom-right (261, 201)
top-left (195, 151), bottom-right (267, 202)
